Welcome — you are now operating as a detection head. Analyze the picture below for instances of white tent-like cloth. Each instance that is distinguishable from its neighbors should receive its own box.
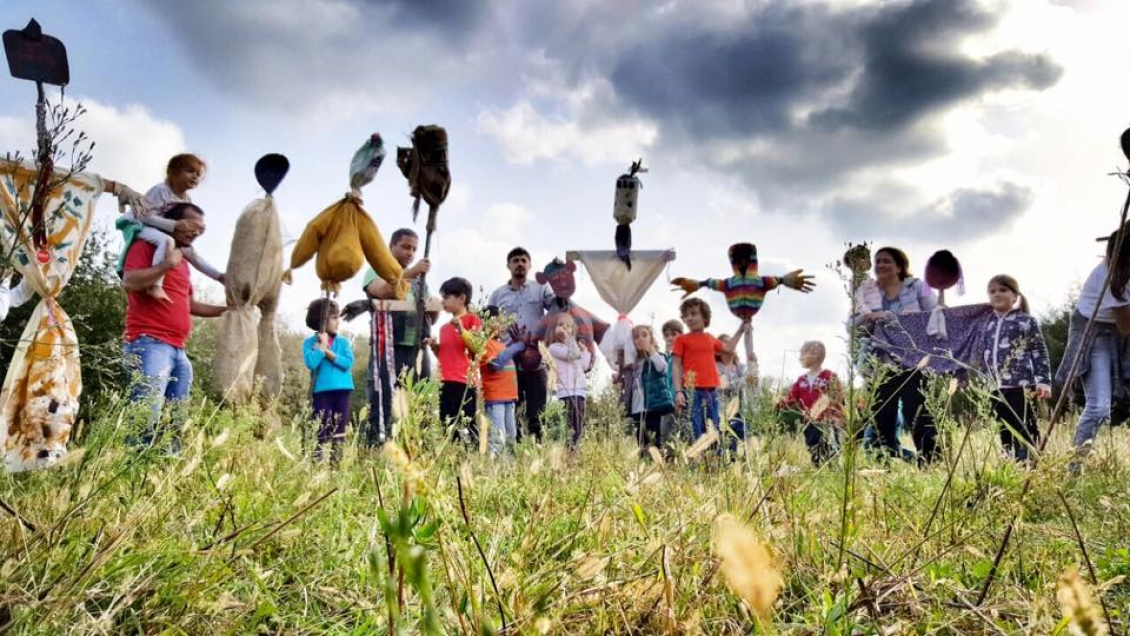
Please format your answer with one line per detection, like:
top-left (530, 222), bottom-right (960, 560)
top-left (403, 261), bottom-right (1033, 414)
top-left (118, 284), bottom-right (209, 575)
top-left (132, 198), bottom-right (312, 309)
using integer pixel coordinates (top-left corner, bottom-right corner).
top-left (567, 249), bottom-right (675, 370)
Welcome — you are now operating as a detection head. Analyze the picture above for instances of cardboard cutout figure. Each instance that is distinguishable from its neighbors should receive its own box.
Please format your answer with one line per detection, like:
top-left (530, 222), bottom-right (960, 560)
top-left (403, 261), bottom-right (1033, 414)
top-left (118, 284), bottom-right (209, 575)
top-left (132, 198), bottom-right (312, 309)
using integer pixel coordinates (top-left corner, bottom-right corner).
top-left (534, 259), bottom-right (610, 356)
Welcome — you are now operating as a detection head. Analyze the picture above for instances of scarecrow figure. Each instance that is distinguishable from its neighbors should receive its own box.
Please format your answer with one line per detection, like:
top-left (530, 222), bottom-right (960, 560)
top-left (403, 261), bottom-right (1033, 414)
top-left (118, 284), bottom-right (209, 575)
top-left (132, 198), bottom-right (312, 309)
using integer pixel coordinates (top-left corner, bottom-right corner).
top-left (396, 124), bottom-right (451, 360)
top-left (613, 159), bottom-right (646, 270)
top-left (289, 134), bottom-right (407, 329)
top-left (671, 242), bottom-right (815, 370)
top-left (212, 155), bottom-right (289, 409)
top-left (924, 249), bottom-right (964, 338)
top-left (0, 19), bottom-right (147, 471)
top-left (535, 258), bottom-right (611, 350)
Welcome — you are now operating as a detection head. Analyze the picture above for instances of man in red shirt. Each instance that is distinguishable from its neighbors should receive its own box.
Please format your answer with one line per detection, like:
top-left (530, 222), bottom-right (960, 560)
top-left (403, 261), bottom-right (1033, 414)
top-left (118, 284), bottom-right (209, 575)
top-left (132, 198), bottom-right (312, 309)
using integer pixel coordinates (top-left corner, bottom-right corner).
top-left (121, 202), bottom-right (226, 450)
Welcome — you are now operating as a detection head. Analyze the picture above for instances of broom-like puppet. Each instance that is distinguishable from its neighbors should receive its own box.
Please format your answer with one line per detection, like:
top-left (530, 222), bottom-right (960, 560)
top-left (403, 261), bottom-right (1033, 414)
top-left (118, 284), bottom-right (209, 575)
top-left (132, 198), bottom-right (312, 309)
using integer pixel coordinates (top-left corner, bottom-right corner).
top-left (397, 125), bottom-right (451, 361)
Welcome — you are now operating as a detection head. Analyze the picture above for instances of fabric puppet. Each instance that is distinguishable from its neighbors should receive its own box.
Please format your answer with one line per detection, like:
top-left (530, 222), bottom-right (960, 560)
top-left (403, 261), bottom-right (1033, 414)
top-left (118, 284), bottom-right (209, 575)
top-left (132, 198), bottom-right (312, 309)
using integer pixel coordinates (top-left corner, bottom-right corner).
top-left (288, 134), bottom-right (406, 299)
top-left (534, 259), bottom-right (610, 355)
top-left (213, 155), bottom-right (288, 411)
top-left (924, 249), bottom-right (964, 338)
top-left (0, 160), bottom-right (143, 471)
top-left (396, 125), bottom-right (451, 227)
top-left (671, 242), bottom-right (814, 367)
top-left (613, 159), bottom-right (645, 270)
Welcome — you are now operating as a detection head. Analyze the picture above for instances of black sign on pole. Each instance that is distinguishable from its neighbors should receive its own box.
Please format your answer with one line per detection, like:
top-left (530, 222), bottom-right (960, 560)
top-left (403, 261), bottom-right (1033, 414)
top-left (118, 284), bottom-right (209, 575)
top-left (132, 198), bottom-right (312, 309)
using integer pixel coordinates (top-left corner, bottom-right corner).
top-left (3, 19), bottom-right (69, 86)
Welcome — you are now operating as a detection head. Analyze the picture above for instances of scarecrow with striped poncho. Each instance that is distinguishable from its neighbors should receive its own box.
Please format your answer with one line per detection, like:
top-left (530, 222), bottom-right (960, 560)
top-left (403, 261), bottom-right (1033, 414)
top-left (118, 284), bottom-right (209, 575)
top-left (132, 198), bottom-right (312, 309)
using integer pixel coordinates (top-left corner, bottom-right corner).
top-left (671, 242), bottom-right (815, 374)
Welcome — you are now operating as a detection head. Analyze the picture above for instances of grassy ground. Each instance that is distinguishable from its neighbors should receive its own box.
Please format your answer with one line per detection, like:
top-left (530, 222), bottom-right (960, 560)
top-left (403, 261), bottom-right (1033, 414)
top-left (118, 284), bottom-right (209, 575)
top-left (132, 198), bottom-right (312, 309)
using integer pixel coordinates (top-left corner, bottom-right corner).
top-left (1, 382), bottom-right (1128, 635)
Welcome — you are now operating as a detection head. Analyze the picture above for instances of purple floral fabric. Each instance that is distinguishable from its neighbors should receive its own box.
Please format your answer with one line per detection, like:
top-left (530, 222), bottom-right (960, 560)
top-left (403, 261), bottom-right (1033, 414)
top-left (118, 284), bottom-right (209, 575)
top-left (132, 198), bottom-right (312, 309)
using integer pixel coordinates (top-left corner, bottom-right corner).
top-left (869, 304), bottom-right (994, 374)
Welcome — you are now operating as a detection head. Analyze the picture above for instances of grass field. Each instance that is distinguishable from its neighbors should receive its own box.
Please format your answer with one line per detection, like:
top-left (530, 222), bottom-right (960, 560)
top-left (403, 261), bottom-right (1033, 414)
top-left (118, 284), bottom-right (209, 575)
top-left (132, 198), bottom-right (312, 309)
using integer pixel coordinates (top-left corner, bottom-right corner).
top-left (1, 380), bottom-right (1128, 635)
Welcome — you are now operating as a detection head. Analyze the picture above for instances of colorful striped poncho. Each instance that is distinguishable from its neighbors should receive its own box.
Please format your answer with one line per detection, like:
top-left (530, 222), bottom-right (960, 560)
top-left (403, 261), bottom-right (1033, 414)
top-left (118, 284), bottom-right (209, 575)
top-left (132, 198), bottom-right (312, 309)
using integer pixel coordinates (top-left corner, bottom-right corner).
top-left (678, 243), bottom-right (781, 320)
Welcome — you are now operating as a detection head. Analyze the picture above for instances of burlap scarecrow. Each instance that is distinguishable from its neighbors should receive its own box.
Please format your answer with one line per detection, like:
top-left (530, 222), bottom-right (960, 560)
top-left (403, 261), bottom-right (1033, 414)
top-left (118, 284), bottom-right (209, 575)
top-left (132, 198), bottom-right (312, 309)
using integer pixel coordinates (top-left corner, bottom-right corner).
top-left (0, 159), bottom-right (143, 471)
top-left (289, 134), bottom-right (407, 307)
top-left (672, 242), bottom-right (815, 370)
top-left (212, 155), bottom-right (289, 406)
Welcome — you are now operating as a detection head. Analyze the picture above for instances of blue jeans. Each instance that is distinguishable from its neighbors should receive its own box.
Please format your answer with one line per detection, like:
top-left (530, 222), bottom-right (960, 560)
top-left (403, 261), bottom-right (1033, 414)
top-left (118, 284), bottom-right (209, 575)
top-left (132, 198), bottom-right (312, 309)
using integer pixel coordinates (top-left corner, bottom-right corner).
top-left (485, 401), bottom-right (517, 455)
top-left (690, 389), bottom-right (719, 440)
top-left (123, 336), bottom-right (194, 448)
top-left (1075, 328), bottom-right (1116, 450)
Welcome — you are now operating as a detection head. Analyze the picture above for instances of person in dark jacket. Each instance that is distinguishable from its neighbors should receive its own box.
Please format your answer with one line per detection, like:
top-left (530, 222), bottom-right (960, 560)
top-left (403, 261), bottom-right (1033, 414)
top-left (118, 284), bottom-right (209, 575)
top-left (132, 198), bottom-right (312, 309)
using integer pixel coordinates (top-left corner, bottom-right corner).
top-left (981, 275), bottom-right (1051, 463)
top-left (621, 325), bottom-right (675, 457)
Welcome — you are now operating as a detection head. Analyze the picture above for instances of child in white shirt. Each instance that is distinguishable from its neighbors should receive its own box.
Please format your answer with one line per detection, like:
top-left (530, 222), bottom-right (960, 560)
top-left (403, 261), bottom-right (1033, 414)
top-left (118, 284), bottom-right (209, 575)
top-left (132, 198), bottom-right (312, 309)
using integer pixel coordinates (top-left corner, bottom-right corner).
top-left (117, 154), bottom-right (223, 300)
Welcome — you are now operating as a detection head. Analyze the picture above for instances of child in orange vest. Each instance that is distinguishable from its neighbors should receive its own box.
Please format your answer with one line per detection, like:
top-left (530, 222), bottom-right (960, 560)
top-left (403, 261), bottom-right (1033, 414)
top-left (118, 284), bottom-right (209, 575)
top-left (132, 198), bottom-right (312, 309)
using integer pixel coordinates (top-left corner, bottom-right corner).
top-left (480, 306), bottom-right (526, 455)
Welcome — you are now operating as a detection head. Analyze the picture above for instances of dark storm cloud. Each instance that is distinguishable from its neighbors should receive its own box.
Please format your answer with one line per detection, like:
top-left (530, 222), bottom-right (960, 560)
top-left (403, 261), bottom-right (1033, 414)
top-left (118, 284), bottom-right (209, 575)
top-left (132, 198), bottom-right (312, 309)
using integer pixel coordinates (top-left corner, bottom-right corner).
top-left (609, 0), bottom-right (1060, 141)
top-left (362, 0), bottom-right (488, 35)
top-left (810, 0), bottom-right (1062, 131)
top-left (609, 4), bottom-right (852, 137)
top-left (828, 181), bottom-right (1035, 244)
top-left (141, 0), bottom-right (492, 115)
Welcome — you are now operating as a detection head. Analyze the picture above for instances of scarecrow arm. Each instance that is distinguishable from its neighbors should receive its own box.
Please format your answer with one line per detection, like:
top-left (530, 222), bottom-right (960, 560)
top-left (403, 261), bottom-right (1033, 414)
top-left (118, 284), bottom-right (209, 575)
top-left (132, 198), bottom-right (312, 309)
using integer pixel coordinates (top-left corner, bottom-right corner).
top-left (670, 277), bottom-right (707, 298)
top-left (104, 179), bottom-right (148, 216)
top-left (781, 269), bottom-right (816, 293)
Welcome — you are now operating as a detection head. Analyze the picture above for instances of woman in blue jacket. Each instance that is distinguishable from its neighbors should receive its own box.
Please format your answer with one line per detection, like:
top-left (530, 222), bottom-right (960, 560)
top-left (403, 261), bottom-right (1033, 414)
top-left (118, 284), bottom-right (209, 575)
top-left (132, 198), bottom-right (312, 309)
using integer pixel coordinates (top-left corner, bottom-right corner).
top-left (304, 299), bottom-right (354, 460)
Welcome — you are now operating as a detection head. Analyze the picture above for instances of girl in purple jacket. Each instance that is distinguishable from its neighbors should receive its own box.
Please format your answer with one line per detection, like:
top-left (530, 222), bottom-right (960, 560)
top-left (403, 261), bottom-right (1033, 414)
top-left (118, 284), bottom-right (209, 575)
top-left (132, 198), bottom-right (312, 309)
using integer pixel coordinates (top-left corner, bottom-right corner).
top-left (980, 275), bottom-right (1052, 463)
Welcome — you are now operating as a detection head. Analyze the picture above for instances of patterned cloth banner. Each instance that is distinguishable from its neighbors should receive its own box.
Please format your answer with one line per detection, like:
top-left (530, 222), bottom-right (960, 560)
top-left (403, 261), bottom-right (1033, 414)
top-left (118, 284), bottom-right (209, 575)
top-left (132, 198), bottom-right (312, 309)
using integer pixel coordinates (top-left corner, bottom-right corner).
top-left (869, 303), bottom-right (993, 374)
top-left (0, 159), bottom-right (102, 472)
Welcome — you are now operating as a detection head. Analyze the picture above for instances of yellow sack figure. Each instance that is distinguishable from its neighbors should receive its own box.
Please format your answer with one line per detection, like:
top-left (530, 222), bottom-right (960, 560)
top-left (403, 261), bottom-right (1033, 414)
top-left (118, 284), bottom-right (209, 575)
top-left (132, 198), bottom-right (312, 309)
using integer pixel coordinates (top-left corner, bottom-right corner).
top-left (288, 135), bottom-right (406, 297)
top-left (0, 160), bottom-right (102, 472)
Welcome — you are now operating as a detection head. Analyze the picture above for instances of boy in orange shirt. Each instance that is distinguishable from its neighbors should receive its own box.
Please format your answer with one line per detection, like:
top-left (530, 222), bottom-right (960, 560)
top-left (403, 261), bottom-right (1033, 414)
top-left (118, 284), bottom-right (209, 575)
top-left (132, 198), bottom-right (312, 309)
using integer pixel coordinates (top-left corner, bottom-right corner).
top-left (672, 298), bottom-right (745, 441)
top-left (479, 306), bottom-right (526, 455)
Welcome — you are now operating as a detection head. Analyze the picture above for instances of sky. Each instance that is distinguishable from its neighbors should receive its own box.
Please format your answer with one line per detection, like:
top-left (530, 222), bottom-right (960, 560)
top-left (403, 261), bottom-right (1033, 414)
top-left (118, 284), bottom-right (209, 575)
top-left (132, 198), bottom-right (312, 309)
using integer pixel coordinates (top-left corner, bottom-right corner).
top-left (1, 0), bottom-right (1127, 384)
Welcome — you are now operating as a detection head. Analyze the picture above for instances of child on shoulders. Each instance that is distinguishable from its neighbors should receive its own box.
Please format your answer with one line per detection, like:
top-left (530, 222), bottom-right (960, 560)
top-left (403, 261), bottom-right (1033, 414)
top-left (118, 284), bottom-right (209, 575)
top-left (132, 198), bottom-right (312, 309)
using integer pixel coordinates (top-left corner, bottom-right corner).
top-left (117, 154), bottom-right (224, 301)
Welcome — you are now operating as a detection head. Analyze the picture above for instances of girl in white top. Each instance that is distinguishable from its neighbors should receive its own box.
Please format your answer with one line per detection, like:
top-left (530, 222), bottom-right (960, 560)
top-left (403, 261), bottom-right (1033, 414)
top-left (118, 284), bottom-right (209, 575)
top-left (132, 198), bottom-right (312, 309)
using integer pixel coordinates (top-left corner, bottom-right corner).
top-left (548, 313), bottom-right (591, 449)
top-left (120, 154), bottom-right (223, 300)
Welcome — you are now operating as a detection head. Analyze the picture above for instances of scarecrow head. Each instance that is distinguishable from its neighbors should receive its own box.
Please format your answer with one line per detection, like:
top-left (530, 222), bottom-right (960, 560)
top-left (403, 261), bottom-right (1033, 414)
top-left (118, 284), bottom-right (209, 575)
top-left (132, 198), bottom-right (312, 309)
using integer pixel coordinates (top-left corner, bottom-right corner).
top-left (728, 243), bottom-right (759, 278)
top-left (925, 250), bottom-right (963, 292)
top-left (536, 258), bottom-right (577, 300)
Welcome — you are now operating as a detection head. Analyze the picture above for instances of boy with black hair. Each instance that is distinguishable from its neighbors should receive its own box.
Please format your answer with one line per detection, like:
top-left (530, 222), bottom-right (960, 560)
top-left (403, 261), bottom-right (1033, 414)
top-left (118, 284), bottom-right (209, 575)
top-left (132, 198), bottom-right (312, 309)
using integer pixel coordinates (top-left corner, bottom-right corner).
top-left (426, 277), bottom-right (482, 443)
top-left (488, 246), bottom-right (555, 441)
top-left (671, 298), bottom-right (744, 442)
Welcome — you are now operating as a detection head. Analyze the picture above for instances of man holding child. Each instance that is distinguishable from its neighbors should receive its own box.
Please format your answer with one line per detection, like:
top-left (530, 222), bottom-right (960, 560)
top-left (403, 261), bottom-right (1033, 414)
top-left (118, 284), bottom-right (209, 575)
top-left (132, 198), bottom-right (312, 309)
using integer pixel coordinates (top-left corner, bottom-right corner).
top-left (488, 247), bottom-right (556, 441)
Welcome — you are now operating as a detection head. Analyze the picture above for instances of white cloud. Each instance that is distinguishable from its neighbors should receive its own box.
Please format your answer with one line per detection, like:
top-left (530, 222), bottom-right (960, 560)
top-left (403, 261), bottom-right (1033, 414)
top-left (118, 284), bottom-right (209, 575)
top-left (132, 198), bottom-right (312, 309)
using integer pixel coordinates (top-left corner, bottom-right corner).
top-left (0, 96), bottom-right (186, 196)
top-left (478, 77), bottom-right (658, 166)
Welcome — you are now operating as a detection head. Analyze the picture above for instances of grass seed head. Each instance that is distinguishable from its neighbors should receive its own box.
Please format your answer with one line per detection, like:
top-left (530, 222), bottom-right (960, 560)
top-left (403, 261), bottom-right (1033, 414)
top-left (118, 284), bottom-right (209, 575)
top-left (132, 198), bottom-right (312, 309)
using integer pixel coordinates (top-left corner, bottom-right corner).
top-left (1057, 568), bottom-right (1107, 636)
top-left (712, 513), bottom-right (783, 620)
